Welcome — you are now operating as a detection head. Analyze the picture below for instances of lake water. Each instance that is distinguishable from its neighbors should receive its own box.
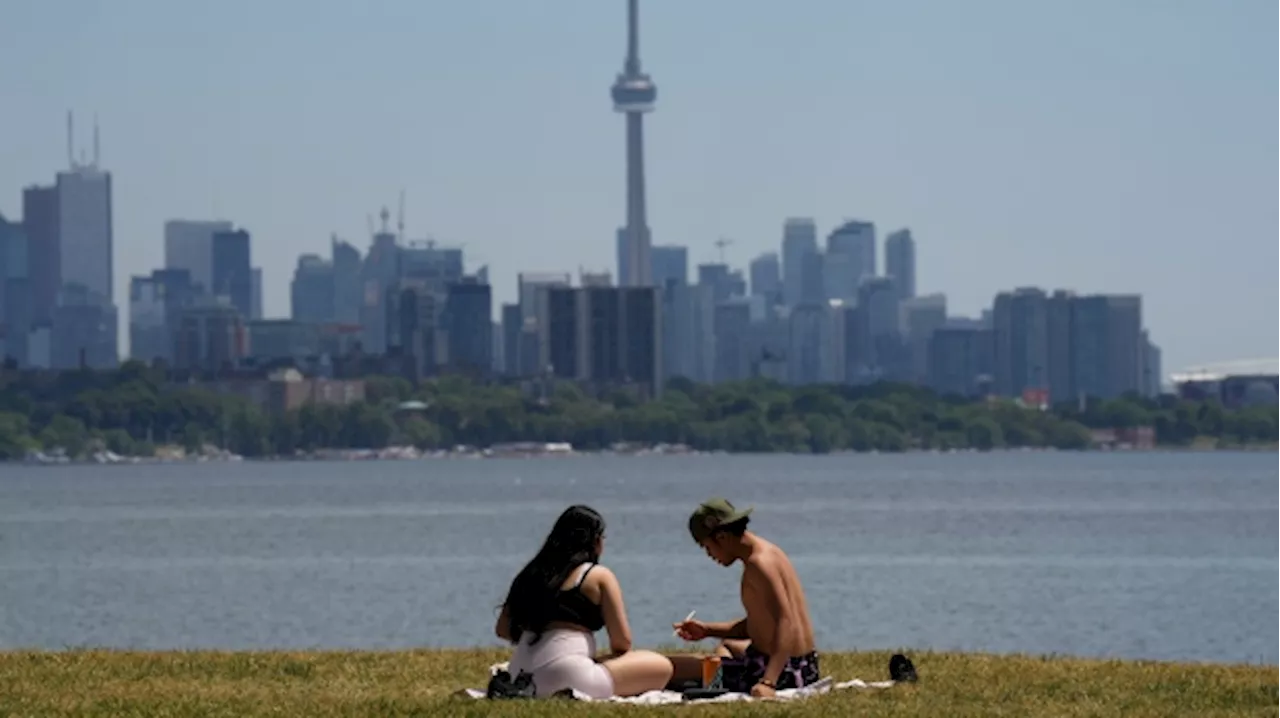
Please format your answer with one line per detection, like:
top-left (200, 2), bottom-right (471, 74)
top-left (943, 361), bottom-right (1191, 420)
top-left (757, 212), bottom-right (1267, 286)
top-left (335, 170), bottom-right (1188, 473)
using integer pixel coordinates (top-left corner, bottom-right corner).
top-left (0, 452), bottom-right (1275, 664)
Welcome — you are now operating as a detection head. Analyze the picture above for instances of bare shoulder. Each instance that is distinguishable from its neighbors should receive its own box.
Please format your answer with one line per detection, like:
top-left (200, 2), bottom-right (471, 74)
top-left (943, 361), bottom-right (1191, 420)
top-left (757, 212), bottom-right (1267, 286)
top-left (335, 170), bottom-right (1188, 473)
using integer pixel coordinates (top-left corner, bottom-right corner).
top-left (744, 543), bottom-right (782, 573)
top-left (745, 540), bottom-right (795, 577)
top-left (584, 563), bottom-right (619, 588)
top-left (589, 563), bottom-right (617, 580)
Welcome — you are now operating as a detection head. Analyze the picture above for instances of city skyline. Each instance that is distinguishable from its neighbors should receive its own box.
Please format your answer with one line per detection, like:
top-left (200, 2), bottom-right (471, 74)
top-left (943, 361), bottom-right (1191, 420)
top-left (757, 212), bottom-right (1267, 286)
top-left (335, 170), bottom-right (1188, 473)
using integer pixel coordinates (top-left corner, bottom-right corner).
top-left (1, 0), bottom-right (1275, 373)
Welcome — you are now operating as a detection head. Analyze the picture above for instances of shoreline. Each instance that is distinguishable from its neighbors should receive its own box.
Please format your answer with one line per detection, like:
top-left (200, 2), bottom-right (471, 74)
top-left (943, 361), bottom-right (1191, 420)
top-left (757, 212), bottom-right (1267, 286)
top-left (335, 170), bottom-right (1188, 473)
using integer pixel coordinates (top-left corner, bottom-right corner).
top-left (14, 441), bottom-right (1278, 466)
top-left (2, 648), bottom-right (1273, 717)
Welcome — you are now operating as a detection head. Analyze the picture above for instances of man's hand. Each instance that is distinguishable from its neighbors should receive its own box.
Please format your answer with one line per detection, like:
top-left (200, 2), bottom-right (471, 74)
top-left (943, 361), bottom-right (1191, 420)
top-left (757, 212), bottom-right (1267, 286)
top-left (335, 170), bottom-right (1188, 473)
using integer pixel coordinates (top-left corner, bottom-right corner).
top-left (750, 682), bottom-right (777, 699)
top-left (672, 619), bottom-right (709, 641)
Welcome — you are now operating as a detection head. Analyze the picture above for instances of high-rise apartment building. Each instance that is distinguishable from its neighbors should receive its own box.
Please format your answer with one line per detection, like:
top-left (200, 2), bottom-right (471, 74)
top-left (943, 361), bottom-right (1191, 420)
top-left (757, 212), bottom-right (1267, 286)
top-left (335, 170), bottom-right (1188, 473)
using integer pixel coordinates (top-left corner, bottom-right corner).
top-left (1072, 294), bottom-right (1143, 400)
top-left (781, 218), bottom-right (818, 307)
top-left (852, 276), bottom-right (903, 382)
top-left (826, 220), bottom-right (876, 299)
top-left (651, 245), bottom-right (688, 288)
top-left (884, 228), bottom-right (916, 301)
top-left (748, 252), bottom-right (781, 307)
top-left (331, 237), bottom-right (363, 325)
top-left (991, 287), bottom-right (1050, 398)
top-left (901, 293), bottom-right (947, 383)
top-left (290, 255), bottom-right (336, 324)
top-left (928, 323), bottom-right (994, 398)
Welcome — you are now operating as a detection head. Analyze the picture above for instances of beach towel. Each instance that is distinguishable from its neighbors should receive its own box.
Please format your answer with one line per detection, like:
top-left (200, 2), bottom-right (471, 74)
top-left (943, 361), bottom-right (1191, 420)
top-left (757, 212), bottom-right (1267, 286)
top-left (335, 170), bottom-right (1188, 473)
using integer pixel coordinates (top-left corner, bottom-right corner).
top-left (458, 662), bottom-right (898, 704)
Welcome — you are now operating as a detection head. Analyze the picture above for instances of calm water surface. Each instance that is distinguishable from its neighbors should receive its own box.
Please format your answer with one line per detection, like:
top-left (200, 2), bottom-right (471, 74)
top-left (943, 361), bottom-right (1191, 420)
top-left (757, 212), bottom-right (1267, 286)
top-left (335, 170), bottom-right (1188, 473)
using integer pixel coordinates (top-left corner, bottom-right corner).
top-left (1, 452), bottom-right (1275, 664)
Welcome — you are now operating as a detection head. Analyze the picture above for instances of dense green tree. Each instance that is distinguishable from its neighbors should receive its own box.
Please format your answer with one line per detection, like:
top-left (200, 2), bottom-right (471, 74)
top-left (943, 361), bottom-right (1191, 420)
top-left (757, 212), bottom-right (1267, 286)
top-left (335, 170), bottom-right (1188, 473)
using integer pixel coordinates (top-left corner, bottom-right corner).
top-left (0, 411), bottom-right (34, 459)
top-left (0, 367), bottom-right (1273, 459)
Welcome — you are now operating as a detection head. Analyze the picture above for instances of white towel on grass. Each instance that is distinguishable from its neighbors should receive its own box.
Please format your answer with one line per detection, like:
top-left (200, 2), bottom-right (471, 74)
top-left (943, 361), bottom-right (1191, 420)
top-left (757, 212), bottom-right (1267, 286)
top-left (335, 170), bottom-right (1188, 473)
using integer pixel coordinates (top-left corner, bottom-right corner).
top-left (459, 662), bottom-right (897, 704)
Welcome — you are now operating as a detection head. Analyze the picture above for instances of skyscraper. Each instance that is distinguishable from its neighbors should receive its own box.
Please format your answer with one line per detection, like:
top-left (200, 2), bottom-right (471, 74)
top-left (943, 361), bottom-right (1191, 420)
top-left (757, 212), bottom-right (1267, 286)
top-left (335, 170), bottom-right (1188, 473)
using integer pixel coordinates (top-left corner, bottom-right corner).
top-left (826, 220), bottom-right (876, 299)
top-left (443, 277), bottom-right (493, 377)
top-left (749, 252), bottom-right (781, 306)
top-left (165, 219), bottom-right (232, 293)
top-left (991, 287), bottom-right (1050, 398)
top-left (1071, 294), bottom-right (1143, 400)
top-left (0, 216), bottom-right (30, 365)
top-left (211, 228), bottom-right (252, 318)
top-left (781, 218), bottom-right (818, 307)
top-left (290, 254), bottom-right (335, 324)
top-left (651, 245), bottom-right (688, 288)
top-left (540, 286), bottom-right (663, 398)
top-left (250, 268), bottom-right (263, 320)
top-left (51, 113), bottom-right (116, 366)
top-left (21, 185), bottom-right (59, 326)
top-left (331, 237), bottom-right (363, 325)
top-left (56, 115), bottom-right (113, 303)
top-left (612, 0), bottom-right (657, 287)
top-left (885, 228), bottom-right (916, 301)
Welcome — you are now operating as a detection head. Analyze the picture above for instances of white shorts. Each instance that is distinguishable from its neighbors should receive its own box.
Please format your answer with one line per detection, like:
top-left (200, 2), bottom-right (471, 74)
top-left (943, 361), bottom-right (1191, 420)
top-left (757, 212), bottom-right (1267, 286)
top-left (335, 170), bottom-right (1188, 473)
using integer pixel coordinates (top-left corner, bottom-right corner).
top-left (508, 628), bottom-right (615, 699)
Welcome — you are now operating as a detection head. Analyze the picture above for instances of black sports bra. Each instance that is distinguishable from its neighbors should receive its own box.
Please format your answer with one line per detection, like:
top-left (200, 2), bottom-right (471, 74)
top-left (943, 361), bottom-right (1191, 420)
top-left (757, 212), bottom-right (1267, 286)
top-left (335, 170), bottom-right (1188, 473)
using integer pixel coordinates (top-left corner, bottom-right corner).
top-left (552, 563), bottom-right (605, 632)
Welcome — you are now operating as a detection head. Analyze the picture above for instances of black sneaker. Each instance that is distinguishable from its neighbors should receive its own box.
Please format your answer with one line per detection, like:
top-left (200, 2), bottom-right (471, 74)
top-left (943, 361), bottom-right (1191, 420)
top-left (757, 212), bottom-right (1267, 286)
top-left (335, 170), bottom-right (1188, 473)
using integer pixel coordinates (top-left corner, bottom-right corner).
top-left (486, 669), bottom-right (537, 699)
top-left (889, 653), bottom-right (918, 683)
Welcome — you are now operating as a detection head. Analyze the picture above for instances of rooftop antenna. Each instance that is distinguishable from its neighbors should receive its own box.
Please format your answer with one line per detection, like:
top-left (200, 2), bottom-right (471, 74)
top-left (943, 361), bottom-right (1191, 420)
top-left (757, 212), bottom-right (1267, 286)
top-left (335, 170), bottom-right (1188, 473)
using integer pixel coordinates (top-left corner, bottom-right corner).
top-left (92, 114), bottom-right (100, 167)
top-left (66, 110), bottom-right (75, 168)
top-left (397, 189), bottom-right (406, 241)
top-left (379, 206), bottom-right (391, 234)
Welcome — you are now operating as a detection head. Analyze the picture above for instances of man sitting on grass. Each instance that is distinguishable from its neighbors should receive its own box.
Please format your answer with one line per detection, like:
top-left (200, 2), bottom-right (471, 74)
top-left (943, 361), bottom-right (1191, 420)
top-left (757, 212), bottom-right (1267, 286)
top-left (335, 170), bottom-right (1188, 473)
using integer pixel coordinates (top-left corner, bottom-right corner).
top-left (669, 498), bottom-right (819, 698)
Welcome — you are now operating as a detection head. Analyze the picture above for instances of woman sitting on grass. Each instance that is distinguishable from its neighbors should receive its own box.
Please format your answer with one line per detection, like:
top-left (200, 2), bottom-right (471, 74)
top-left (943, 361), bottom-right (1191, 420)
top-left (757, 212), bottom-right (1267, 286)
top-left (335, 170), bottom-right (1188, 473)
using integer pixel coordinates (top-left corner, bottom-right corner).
top-left (496, 505), bottom-right (672, 699)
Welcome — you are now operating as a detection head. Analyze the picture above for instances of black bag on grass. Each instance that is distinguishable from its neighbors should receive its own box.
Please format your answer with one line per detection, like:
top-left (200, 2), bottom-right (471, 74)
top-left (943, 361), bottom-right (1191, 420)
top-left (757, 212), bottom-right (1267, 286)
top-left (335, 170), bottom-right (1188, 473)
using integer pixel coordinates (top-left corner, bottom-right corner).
top-left (486, 669), bottom-right (536, 699)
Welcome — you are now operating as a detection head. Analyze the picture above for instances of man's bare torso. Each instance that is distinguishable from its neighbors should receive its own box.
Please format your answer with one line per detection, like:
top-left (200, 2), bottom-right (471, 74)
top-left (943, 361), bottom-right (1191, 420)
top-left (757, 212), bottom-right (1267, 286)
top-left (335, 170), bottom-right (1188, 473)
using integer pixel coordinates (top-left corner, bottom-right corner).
top-left (740, 536), bottom-right (815, 657)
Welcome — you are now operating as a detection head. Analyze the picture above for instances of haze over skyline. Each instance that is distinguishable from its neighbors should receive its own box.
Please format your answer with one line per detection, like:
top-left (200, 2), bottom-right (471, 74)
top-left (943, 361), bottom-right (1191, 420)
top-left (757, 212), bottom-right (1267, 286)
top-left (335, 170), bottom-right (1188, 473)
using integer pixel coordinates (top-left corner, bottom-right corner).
top-left (2, 0), bottom-right (1275, 374)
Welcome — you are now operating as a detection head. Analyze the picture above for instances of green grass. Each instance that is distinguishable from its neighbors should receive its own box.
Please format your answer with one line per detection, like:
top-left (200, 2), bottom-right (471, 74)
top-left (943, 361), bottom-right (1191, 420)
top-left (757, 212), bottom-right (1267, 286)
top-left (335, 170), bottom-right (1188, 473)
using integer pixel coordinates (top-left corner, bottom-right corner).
top-left (0, 649), bottom-right (1273, 717)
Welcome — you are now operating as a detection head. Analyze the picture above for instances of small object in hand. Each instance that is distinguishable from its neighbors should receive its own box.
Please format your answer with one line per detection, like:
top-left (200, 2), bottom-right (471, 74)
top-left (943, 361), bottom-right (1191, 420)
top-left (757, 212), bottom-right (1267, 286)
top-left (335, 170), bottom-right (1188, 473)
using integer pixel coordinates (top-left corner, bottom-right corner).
top-left (486, 669), bottom-right (537, 699)
top-left (889, 653), bottom-right (918, 683)
top-left (700, 655), bottom-right (722, 688)
top-left (674, 610), bottom-right (696, 638)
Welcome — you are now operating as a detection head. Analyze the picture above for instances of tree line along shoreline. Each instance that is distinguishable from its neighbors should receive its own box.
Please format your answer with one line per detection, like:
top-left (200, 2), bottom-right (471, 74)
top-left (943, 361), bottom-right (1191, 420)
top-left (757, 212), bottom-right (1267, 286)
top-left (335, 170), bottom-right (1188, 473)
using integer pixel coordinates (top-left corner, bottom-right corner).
top-left (0, 362), bottom-right (1274, 461)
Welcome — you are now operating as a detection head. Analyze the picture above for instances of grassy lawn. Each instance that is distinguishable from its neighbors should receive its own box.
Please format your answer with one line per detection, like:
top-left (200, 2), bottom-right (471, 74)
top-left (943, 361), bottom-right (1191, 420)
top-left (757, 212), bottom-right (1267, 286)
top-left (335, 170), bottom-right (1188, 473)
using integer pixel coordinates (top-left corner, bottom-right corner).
top-left (0, 648), bottom-right (1274, 717)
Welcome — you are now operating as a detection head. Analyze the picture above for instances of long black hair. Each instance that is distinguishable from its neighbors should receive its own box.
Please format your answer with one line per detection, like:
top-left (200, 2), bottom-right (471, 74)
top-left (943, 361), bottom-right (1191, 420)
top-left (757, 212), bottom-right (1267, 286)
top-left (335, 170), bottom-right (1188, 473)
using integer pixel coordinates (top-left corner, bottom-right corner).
top-left (501, 505), bottom-right (605, 645)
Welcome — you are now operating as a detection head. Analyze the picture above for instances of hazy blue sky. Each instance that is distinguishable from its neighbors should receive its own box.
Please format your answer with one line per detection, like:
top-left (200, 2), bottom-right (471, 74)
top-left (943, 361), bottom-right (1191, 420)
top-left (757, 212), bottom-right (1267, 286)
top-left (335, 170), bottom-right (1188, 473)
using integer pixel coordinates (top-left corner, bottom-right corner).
top-left (2, 0), bottom-right (1275, 373)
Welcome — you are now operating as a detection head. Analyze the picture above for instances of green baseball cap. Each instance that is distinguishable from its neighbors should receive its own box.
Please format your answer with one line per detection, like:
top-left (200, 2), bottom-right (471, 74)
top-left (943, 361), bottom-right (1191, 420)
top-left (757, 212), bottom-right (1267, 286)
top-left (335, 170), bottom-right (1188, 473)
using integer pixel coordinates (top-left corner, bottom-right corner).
top-left (688, 497), bottom-right (753, 542)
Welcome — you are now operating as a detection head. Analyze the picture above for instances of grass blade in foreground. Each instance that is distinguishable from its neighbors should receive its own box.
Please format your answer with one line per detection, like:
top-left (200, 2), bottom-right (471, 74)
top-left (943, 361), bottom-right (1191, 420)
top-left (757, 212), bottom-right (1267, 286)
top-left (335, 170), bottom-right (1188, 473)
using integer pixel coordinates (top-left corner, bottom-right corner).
top-left (0, 649), bottom-right (1274, 717)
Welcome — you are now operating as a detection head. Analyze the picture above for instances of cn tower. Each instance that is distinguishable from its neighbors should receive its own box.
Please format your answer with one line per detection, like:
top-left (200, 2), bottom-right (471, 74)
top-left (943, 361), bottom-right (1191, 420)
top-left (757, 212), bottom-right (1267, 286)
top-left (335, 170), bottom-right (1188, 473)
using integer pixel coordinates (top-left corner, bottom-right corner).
top-left (611, 0), bottom-right (656, 287)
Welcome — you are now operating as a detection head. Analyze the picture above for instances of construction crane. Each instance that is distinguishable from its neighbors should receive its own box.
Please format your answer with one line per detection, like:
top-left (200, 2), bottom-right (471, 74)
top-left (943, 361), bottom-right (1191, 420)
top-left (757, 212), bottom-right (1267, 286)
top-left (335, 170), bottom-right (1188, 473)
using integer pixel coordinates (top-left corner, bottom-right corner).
top-left (714, 237), bottom-right (735, 263)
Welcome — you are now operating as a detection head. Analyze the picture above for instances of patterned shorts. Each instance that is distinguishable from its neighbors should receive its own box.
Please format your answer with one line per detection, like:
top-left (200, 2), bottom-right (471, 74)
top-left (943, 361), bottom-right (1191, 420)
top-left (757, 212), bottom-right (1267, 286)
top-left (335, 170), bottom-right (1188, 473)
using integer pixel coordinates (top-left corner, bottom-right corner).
top-left (719, 644), bottom-right (820, 693)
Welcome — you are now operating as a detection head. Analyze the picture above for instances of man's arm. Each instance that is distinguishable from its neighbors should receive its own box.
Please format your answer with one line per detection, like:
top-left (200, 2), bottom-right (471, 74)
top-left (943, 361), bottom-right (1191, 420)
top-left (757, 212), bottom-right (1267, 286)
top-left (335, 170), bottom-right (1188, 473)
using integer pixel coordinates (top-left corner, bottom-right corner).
top-left (705, 617), bottom-right (749, 640)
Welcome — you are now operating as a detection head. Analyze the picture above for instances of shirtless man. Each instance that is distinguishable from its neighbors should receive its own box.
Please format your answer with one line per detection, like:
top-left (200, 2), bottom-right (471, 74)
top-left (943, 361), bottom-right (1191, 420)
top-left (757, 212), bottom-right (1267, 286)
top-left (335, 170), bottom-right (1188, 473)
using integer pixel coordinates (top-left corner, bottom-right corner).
top-left (669, 498), bottom-right (818, 698)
